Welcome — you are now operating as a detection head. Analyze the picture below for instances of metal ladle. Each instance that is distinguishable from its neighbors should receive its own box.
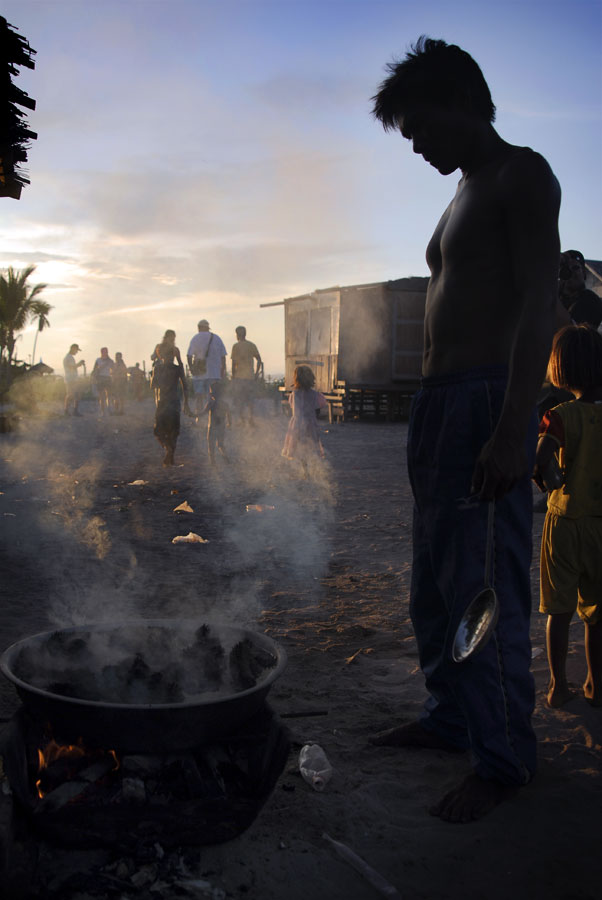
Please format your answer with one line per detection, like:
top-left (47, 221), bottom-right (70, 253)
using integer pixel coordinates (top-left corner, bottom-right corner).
top-left (452, 501), bottom-right (498, 663)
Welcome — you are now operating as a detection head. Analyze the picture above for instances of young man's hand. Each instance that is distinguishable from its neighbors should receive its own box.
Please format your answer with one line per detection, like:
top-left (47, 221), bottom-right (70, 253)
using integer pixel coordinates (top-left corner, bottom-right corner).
top-left (471, 432), bottom-right (528, 500)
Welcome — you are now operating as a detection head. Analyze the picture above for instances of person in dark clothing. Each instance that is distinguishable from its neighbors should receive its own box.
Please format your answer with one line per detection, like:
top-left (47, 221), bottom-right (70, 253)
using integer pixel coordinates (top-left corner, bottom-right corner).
top-left (197, 379), bottom-right (231, 464)
top-left (559, 250), bottom-right (602, 329)
top-left (370, 36), bottom-right (560, 823)
top-left (153, 343), bottom-right (192, 466)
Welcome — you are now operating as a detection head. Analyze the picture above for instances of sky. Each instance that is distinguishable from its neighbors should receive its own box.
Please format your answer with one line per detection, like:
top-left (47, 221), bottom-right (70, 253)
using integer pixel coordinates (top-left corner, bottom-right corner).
top-left (1, 0), bottom-right (601, 377)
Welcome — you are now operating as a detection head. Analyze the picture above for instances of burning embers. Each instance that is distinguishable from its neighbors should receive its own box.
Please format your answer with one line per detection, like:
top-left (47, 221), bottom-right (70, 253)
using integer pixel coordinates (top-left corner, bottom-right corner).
top-left (35, 738), bottom-right (119, 803)
top-left (32, 732), bottom-right (234, 814)
top-left (0, 622), bottom-right (289, 849)
top-left (3, 705), bottom-right (290, 850)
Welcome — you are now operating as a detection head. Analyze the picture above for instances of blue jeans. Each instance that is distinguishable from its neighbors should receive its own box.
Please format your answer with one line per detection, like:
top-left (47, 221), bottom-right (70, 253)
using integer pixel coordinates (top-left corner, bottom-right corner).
top-left (407, 366), bottom-right (537, 785)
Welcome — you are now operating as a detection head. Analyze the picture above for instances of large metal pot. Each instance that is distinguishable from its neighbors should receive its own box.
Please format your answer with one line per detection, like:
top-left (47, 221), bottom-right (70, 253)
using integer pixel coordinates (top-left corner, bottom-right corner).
top-left (0, 620), bottom-right (287, 752)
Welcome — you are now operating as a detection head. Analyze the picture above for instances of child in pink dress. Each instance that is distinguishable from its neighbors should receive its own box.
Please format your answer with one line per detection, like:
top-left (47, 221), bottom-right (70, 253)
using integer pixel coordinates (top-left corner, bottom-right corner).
top-left (281, 365), bottom-right (327, 475)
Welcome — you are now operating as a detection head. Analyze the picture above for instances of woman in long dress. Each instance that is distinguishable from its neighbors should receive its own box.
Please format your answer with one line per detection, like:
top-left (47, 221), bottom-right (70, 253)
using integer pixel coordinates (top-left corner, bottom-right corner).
top-left (281, 365), bottom-right (327, 475)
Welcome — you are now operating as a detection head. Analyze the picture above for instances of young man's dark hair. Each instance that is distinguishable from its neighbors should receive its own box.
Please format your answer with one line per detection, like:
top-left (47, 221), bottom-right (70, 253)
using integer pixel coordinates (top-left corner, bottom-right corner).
top-left (372, 36), bottom-right (496, 131)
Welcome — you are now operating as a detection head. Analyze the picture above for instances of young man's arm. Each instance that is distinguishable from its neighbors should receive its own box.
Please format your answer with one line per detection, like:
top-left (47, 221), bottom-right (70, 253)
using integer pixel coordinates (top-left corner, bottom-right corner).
top-left (472, 153), bottom-right (561, 500)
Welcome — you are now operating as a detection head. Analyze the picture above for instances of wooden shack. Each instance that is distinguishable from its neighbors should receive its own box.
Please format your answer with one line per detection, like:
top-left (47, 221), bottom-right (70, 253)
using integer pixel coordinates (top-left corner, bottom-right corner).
top-left (261, 276), bottom-right (428, 418)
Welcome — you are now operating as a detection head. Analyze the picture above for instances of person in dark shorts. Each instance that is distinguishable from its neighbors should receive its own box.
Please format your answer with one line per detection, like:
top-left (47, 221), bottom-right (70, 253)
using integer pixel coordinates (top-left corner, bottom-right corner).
top-left (153, 343), bottom-right (192, 466)
top-left (231, 325), bottom-right (262, 425)
top-left (370, 37), bottom-right (560, 822)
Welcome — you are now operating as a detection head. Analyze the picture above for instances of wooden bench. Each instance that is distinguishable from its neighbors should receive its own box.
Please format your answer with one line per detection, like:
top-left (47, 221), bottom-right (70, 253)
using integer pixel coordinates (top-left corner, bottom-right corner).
top-left (279, 386), bottom-right (345, 423)
top-left (322, 390), bottom-right (346, 424)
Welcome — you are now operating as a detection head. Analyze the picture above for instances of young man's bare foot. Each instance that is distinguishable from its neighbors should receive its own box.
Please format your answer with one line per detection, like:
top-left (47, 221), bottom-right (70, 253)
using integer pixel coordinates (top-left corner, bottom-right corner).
top-left (429, 774), bottom-right (511, 823)
top-left (546, 681), bottom-right (577, 708)
top-left (369, 721), bottom-right (464, 752)
top-left (583, 679), bottom-right (602, 707)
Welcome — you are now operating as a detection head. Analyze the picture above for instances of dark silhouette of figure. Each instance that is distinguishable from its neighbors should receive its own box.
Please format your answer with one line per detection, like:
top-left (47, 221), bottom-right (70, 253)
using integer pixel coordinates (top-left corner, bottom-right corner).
top-left (558, 250), bottom-right (602, 329)
top-left (231, 325), bottom-right (262, 425)
top-left (370, 37), bottom-right (560, 822)
top-left (153, 342), bottom-right (191, 466)
top-left (197, 379), bottom-right (231, 464)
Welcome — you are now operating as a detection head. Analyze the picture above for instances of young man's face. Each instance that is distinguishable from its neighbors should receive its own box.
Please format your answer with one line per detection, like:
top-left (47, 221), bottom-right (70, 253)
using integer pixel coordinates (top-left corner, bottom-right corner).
top-left (397, 103), bottom-right (474, 176)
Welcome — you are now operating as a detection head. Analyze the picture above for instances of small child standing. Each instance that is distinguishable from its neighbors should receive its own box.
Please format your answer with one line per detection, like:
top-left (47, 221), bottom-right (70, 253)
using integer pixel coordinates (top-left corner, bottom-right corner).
top-left (534, 325), bottom-right (602, 708)
top-left (198, 380), bottom-right (231, 464)
top-left (281, 365), bottom-right (327, 477)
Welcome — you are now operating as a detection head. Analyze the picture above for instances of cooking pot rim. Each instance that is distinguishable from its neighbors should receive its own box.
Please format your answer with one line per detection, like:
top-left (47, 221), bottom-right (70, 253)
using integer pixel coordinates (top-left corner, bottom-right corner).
top-left (0, 619), bottom-right (287, 712)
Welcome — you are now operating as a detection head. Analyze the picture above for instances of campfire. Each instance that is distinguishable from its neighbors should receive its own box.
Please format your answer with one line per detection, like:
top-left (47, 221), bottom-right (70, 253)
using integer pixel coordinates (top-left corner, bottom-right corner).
top-left (0, 622), bottom-right (290, 850)
top-left (35, 738), bottom-right (120, 800)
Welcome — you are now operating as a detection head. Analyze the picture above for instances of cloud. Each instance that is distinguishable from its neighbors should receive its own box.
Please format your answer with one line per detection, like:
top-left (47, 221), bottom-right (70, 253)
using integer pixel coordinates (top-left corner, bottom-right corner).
top-left (0, 250), bottom-right (72, 263)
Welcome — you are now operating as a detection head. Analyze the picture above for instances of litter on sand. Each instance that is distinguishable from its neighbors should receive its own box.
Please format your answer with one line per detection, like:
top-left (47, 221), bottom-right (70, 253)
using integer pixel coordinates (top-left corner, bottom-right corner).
top-left (128, 480), bottom-right (148, 486)
top-left (246, 504), bottom-right (276, 512)
top-left (322, 833), bottom-right (401, 899)
top-left (172, 532), bottom-right (209, 544)
top-left (173, 501), bottom-right (194, 513)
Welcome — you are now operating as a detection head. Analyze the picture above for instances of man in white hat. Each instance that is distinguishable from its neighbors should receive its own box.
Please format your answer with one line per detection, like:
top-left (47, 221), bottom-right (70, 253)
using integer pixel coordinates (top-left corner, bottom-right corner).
top-left (186, 320), bottom-right (227, 414)
top-left (63, 343), bottom-right (85, 416)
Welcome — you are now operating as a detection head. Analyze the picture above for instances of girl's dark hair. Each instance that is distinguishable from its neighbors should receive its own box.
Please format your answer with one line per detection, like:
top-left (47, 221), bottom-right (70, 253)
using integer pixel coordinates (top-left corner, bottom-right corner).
top-left (293, 365), bottom-right (315, 390)
top-left (156, 341), bottom-right (175, 362)
top-left (548, 325), bottom-right (602, 391)
top-left (372, 36), bottom-right (496, 131)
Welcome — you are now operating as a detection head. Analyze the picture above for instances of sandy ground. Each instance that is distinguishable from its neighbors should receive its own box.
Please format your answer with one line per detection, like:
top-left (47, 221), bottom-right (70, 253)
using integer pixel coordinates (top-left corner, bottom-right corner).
top-left (0, 395), bottom-right (601, 900)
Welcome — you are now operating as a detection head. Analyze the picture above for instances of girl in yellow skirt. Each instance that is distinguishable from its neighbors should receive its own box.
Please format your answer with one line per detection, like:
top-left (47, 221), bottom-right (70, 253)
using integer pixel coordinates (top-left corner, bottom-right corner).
top-left (534, 325), bottom-right (602, 707)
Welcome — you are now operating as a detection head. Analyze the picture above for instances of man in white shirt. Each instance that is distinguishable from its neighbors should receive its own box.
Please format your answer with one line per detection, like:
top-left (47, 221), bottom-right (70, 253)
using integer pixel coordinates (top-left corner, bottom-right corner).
top-left (186, 319), bottom-right (227, 414)
top-left (63, 343), bottom-right (85, 416)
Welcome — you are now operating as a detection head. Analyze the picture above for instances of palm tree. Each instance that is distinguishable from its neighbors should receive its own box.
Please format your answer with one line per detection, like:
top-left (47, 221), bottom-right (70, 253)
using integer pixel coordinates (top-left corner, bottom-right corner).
top-left (31, 302), bottom-right (52, 364)
top-left (0, 265), bottom-right (50, 370)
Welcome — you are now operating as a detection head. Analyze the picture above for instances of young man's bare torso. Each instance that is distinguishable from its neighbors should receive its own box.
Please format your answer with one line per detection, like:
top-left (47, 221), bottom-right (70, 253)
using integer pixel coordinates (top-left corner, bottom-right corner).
top-left (424, 146), bottom-right (558, 378)
top-left (426, 149), bottom-right (528, 373)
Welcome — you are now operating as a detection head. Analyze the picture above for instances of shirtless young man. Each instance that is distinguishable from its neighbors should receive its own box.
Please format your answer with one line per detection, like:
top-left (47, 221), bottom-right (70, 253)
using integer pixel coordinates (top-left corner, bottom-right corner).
top-left (370, 38), bottom-right (561, 823)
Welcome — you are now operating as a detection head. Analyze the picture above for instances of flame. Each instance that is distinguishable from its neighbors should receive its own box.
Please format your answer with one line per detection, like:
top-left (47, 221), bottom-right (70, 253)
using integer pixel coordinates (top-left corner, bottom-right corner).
top-left (35, 738), bottom-right (119, 799)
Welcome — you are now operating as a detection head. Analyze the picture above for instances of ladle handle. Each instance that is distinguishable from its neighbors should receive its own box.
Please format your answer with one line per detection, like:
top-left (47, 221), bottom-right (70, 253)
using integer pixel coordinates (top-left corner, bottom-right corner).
top-left (484, 501), bottom-right (495, 589)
